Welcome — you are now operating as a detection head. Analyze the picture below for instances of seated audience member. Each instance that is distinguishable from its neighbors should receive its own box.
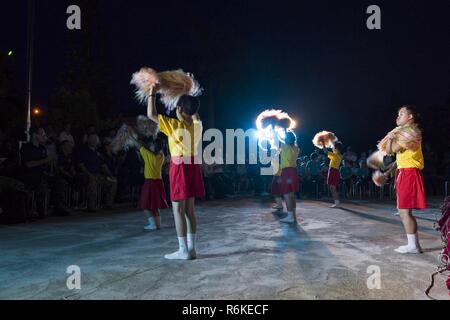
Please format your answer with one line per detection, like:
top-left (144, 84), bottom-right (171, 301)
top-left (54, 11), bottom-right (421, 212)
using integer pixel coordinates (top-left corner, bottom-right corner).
top-left (57, 140), bottom-right (77, 203)
top-left (20, 127), bottom-right (67, 217)
top-left (59, 122), bottom-right (75, 147)
top-left (339, 159), bottom-right (353, 196)
top-left (356, 160), bottom-right (370, 187)
top-left (82, 125), bottom-right (97, 145)
top-left (76, 134), bottom-right (117, 212)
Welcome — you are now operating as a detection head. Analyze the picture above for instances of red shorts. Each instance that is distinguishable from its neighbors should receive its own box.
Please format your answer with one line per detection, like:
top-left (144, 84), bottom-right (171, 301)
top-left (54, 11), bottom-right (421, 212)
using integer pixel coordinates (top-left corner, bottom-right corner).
top-left (139, 179), bottom-right (169, 211)
top-left (327, 168), bottom-right (340, 187)
top-left (169, 156), bottom-right (205, 202)
top-left (271, 167), bottom-right (300, 196)
top-left (395, 168), bottom-right (427, 210)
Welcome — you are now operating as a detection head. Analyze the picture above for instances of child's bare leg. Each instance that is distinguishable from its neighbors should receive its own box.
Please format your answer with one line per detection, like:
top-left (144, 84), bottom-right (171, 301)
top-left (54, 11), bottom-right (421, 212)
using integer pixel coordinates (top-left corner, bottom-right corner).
top-left (185, 197), bottom-right (197, 258)
top-left (395, 209), bottom-right (422, 254)
top-left (330, 186), bottom-right (340, 207)
top-left (280, 193), bottom-right (296, 223)
top-left (164, 200), bottom-right (189, 260)
top-left (151, 209), bottom-right (161, 229)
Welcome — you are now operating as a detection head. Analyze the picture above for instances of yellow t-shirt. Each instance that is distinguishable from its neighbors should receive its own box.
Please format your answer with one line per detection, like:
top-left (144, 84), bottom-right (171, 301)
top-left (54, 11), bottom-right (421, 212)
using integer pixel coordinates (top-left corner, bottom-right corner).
top-left (396, 144), bottom-right (425, 170)
top-left (280, 144), bottom-right (300, 169)
top-left (139, 147), bottom-right (164, 179)
top-left (328, 151), bottom-right (343, 170)
top-left (158, 114), bottom-right (202, 157)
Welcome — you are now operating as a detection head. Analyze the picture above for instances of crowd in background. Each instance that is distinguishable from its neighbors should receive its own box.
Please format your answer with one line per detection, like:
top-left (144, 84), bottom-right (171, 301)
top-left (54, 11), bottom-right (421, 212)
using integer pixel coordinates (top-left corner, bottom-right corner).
top-left (0, 122), bottom-right (449, 224)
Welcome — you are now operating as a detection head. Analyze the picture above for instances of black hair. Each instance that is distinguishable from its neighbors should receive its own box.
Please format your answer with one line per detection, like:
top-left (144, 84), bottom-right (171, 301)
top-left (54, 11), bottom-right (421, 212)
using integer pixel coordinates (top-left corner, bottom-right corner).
top-left (284, 131), bottom-right (297, 146)
top-left (178, 95), bottom-right (200, 116)
top-left (399, 105), bottom-right (421, 125)
top-left (334, 141), bottom-right (343, 154)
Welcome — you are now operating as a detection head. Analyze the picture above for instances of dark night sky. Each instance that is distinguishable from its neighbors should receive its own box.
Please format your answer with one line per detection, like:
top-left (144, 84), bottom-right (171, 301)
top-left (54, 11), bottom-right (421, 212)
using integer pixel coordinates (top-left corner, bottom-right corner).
top-left (1, 0), bottom-right (449, 152)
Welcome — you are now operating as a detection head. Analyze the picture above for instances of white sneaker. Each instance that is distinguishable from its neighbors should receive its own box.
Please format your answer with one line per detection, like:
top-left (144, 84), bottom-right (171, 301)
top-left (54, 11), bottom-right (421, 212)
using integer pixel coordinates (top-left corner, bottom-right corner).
top-left (330, 203), bottom-right (340, 208)
top-left (393, 211), bottom-right (400, 216)
top-left (394, 245), bottom-right (422, 254)
top-left (144, 217), bottom-right (157, 231)
top-left (280, 215), bottom-right (296, 224)
top-left (272, 205), bottom-right (283, 210)
top-left (164, 250), bottom-right (191, 260)
top-left (144, 224), bottom-right (157, 231)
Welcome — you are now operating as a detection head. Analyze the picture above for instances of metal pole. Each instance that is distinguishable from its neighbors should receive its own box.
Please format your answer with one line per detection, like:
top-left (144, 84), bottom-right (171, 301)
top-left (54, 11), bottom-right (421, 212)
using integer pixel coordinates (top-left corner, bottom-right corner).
top-left (26, 0), bottom-right (36, 142)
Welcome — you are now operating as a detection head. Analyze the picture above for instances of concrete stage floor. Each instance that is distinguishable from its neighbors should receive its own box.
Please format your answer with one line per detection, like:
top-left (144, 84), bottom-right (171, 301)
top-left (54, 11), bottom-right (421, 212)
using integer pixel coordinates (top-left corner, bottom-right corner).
top-left (0, 197), bottom-right (448, 300)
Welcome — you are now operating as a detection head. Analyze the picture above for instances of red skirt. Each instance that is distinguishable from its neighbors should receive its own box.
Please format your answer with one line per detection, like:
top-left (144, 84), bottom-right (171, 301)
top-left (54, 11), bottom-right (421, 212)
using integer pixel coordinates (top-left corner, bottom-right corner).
top-left (271, 167), bottom-right (300, 196)
top-left (139, 179), bottom-right (169, 211)
top-left (395, 168), bottom-right (427, 210)
top-left (169, 156), bottom-right (205, 202)
top-left (327, 168), bottom-right (340, 187)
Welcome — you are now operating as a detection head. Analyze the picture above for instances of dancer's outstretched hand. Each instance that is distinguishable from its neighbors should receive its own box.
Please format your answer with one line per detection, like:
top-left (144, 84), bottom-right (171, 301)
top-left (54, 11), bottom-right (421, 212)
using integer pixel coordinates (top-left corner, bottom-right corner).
top-left (150, 83), bottom-right (160, 94)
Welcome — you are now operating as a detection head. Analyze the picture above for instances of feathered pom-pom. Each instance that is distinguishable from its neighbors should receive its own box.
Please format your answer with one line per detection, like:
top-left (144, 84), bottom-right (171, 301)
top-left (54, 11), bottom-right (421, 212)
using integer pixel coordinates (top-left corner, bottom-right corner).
top-left (312, 131), bottom-right (338, 149)
top-left (377, 124), bottom-right (422, 155)
top-left (256, 109), bottom-right (296, 131)
top-left (372, 170), bottom-right (388, 187)
top-left (158, 70), bottom-right (202, 110)
top-left (111, 124), bottom-right (139, 153)
top-left (367, 151), bottom-right (384, 170)
top-left (130, 68), bottom-right (159, 104)
top-left (130, 68), bottom-right (202, 111)
top-left (136, 115), bottom-right (158, 138)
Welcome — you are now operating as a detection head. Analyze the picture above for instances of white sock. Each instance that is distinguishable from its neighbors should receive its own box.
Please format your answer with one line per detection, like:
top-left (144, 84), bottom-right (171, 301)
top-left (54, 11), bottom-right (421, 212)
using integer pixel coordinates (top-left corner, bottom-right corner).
top-left (335, 200), bottom-right (340, 205)
top-left (407, 234), bottom-right (418, 249)
top-left (178, 237), bottom-right (188, 253)
top-left (187, 233), bottom-right (197, 252)
top-left (144, 216), bottom-right (157, 230)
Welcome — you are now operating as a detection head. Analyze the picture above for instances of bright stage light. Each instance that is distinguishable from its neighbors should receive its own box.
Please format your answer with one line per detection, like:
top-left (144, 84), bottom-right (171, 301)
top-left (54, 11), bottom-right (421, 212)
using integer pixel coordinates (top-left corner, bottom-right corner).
top-left (7, 50), bottom-right (13, 56)
top-left (255, 109), bottom-right (297, 151)
top-left (33, 107), bottom-right (41, 115)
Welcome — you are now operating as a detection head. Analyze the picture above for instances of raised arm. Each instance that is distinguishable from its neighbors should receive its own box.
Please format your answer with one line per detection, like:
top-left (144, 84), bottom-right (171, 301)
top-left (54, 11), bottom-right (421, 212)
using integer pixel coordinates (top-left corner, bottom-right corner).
top-left (147, 85), bottom-right (159, 124)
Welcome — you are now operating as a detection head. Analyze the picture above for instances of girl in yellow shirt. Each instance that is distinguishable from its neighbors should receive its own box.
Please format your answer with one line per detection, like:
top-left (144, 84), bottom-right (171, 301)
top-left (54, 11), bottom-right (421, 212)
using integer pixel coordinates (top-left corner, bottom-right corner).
top-left (148, 84), bottom-right (205, 260)
top-left (385, 105), bottom-right (426, 254)
top-left (138, 135), bottom-right (169, 231)
top-left (322, 141), bottom-right (344, 208)
top-left (271, 131), bottom-right (301, 223)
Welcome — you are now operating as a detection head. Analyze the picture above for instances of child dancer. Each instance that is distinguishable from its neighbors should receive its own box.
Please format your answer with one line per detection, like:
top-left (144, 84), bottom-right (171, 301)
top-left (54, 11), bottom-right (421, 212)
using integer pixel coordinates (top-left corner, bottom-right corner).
top-left (139, 135), bottom-right (169, 231)
top-left (323, 141), bottom-right (344, 208)
top-left (271, 131), bottom-right (301, 223)
top-left (148, 85), bottom-right (205, 260)
top-left (384, 105), bottom-right (426, 254)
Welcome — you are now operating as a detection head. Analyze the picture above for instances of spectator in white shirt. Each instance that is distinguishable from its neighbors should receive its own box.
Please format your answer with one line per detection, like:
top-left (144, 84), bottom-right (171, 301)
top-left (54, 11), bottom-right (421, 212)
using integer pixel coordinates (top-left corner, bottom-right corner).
top-left (59, 123), bottom-right (75, 147)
